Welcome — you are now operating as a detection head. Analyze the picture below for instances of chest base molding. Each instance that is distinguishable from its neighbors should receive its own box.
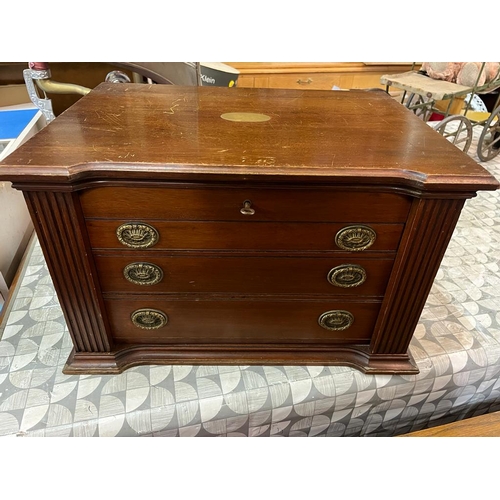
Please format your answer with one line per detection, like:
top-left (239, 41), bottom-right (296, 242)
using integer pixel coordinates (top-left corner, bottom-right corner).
top-left (63, 344), bottom-right (419, 375)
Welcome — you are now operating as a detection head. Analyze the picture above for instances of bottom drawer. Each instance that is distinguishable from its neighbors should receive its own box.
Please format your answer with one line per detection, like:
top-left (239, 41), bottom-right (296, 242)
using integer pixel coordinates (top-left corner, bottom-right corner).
top-left (105, 298), bottom-right (381, 345)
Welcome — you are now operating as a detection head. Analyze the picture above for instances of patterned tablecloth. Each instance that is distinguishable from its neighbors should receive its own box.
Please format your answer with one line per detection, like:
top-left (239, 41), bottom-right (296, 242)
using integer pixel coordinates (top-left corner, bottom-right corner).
top-left (0, 128), bottom-right (499, 437)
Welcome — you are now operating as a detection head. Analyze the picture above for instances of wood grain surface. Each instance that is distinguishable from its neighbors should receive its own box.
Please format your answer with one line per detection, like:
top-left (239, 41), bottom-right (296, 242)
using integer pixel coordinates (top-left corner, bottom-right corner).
top-left (104, 297), bottom-right (381, 344)
top-left (1, 84), bottom-right (498, 192)
top-left (401, 411), bottom-right (500, 437)
top-left (0, 84), bottom-right (497, 375)
top-left (86, 220), bottom-right (405, 252)
top-left (94, 254), bottom-right (395, 296)
top-left (80, 186), bottom-right (411, 222)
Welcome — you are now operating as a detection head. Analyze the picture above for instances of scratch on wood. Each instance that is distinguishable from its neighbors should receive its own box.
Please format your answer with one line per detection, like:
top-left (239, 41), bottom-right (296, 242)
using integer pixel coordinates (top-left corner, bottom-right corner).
top-left (163, 97), bottom-right (185, 115)
top-left (91, 127), bottom-right (118, 133)
top-left (255, 157), bottom-right (276, 165)
top-left (102, 113), bottom-right (123, 128)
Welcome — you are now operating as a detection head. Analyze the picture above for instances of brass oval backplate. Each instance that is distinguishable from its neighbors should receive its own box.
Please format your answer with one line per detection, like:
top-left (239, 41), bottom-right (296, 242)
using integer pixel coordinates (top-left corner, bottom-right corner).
top-left (327, 264), bottom-right (367, 288)
top-left (335, 225), bottom-right (377, 252)
top-left (124, 262), bottom-right (164, 286)
top-left (221, 112), bottom-right (271, 123)
top-left (116, 222), bottom-right (159, 249)
top-left (131, 309), bottom-right (168, 329)
top-left (318, 310), bottom-right (354, 331)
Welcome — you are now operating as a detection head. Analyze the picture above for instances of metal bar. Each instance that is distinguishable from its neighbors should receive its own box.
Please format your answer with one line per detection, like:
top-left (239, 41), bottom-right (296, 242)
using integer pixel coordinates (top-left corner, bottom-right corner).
top-left (36, 79), bottom-right (91, 96)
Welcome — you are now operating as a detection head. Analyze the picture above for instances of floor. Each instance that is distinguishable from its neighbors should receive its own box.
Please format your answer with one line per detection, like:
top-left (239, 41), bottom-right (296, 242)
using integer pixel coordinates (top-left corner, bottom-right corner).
top-left (0, 120), bottom-right (499, 437)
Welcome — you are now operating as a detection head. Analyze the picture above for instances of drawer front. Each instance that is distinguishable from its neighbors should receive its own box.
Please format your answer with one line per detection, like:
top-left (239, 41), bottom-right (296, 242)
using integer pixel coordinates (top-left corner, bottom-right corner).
top-left (265, 73), bottom-right (342, 90)
top-left (87, 221), bottom-right (405, 252)
top-left (96, 255), bottom-right (394, 296)
top-left (105, 298), bottom-right (380, 344)
top-left (80, 187), bottom-right (411, 223)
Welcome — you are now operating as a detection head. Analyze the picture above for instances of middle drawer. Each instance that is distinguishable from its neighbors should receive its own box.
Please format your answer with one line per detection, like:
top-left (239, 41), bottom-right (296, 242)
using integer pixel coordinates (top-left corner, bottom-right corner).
top-left (95, 254), bottom-right (395, 296)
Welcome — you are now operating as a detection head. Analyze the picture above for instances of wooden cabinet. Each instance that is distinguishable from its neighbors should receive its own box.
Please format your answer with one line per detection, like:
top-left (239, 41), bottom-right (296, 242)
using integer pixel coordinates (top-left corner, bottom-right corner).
top-left (0, 83), bottom-right (497, 375)
top-left (227, 62), bottom-right (415, 91)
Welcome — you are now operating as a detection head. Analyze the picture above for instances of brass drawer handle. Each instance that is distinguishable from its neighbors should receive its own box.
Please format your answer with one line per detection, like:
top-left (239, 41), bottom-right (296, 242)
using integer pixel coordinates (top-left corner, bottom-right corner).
top-left (131, 308), bottom-right (168, 329)
top-left (124, 262), bottom-right (163, 286)
top-left (116, 222), bottom-right (159, 248)
top-left (328, 264), bottom-right (367, 288)
top-left (335, 225), bottom-right (376, 251)
top-left (318, 310), bottom-right (354, 331)
top-left (240, 199), bottom-right (255, 216)
top-left (297, 78), bottom-right (313, 85)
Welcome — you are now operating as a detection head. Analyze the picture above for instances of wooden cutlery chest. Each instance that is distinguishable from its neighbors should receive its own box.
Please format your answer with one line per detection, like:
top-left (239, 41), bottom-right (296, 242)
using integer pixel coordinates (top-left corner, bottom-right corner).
top-left (1, 83), bottom-right (497, 374)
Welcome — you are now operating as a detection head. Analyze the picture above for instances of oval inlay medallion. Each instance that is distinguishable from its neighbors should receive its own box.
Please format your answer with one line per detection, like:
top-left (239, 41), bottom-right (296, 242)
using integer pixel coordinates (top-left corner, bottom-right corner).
top-left (221, 112), bottom-right (271, 123)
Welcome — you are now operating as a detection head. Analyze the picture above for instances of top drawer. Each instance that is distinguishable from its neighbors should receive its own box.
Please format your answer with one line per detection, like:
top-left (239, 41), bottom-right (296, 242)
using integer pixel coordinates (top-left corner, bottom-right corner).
top-left (80, 186), bottom-right (411, 223)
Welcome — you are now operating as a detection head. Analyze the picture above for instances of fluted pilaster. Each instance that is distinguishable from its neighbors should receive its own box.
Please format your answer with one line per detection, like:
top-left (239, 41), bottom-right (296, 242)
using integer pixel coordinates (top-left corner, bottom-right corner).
top-left (25, 191), bottom-right (111, 352)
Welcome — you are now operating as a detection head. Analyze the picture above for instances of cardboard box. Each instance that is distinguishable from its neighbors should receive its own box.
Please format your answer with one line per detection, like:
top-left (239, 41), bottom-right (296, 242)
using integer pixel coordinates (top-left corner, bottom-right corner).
top-left (200, 63), bottom-right (239, 87)
top-left (0, 84), bottom-right (31, 107)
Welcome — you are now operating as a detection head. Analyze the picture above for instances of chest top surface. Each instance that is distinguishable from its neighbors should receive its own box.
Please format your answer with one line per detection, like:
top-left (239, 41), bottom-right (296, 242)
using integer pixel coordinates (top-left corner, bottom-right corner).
top-left (0, 83), bottom-right (498, 192)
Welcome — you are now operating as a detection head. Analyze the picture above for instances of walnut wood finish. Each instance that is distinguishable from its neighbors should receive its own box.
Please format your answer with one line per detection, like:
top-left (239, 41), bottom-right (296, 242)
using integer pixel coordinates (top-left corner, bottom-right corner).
top-left (104, 297), bottom-right (380, 344)
top-left (371, 198), bottom-right (465, 354)
top-left (1, 85), bottom-right (497, 191)
top-left (24, 191), bottom-right (112, 352)
top-left (80, 186), bottom-right (411, 222)
top-left (0, 84), bottom-right (497, 375)
top-left (86, 220), bottom-right (405, 252)
top-left (94, 254), bottom-right (395, 296)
